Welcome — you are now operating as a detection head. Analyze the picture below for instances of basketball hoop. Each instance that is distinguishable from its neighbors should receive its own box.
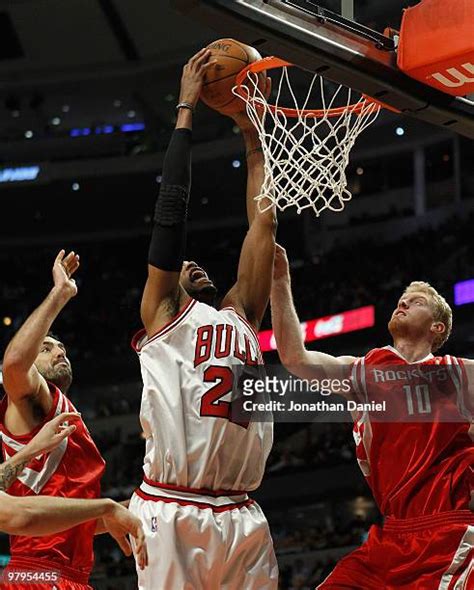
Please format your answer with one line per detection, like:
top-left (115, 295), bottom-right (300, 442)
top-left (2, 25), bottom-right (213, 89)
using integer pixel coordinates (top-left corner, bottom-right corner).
top-left (233, 57), bottom-right (382, 216)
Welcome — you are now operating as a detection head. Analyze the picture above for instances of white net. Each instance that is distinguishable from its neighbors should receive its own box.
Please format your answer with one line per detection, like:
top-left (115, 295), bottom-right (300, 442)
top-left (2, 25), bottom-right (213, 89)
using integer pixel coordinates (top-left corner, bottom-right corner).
top-left (233, 65), bottom-right (381, 216)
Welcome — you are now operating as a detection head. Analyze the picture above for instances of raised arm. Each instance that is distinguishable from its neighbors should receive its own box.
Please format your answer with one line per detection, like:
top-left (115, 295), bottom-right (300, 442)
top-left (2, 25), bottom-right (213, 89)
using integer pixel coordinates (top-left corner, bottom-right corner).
top-left (221, 111), bottom-right (277, 330)
top-left (141, 49), bottom-right (215, 336)
top-left (2, 251), bottom-right (79, 409)
top-left (271, 244), bottom-right (356, 385)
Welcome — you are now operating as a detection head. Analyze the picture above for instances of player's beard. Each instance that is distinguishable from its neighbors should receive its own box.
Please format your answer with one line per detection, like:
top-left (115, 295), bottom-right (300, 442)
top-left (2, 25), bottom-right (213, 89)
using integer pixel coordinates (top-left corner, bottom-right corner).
top-left (388, 316), bottom-right (426, 344)
top-left (40, 364), bottom-right (73, 394)
top-left (190, 284), bottom-right (218, 306)
top-left (388, 316), bottom-right (406, 341)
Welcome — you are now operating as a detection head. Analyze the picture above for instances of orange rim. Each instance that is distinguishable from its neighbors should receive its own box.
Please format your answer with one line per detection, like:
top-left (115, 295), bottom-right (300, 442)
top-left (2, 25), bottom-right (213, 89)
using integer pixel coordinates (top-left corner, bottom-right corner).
top-left (234, 56), bottom-right (383, 118)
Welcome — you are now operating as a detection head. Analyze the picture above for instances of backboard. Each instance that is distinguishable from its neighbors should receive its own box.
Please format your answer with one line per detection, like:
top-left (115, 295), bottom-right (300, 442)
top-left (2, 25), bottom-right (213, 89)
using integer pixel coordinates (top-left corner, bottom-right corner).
top-left (171, 0), bottom-right (474, 139)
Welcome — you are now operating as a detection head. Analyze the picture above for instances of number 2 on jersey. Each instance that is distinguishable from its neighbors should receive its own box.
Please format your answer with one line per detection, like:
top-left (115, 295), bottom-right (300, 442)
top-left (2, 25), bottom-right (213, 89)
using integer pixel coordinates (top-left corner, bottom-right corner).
top-left (201, 366), bottom-right (233, 419)
top-left (200, 365), bottom-right (249, 428)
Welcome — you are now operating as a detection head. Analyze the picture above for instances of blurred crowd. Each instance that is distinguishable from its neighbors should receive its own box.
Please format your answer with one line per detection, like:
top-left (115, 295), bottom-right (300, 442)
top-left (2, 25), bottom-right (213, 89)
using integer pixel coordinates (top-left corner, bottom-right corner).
top-left (272, 514), bottom-right (369, 556)
top-left (79, 394), bottom-right (141, 421)
top-left (278, 557), bottom-right (339, 590)
top-left (289, 214), bottom-right (473, 326)
top-left (1, 212), bottom-right (473, 383)
top-left (266, 424), bottom-right (355, 475)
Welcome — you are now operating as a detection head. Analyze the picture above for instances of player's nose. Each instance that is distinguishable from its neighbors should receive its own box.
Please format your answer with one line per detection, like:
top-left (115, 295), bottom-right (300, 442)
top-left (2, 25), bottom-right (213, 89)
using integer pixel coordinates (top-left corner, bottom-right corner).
top-left (54, 348), bottom-right (66, 361)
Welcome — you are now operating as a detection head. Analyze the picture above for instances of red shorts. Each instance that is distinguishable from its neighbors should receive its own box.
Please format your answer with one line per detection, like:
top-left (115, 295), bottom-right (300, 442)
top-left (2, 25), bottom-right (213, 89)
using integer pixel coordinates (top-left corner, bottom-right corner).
top-left (0, 557), bottom-right (92, 590)
top-left (317, 510), bottom-right (474, 590)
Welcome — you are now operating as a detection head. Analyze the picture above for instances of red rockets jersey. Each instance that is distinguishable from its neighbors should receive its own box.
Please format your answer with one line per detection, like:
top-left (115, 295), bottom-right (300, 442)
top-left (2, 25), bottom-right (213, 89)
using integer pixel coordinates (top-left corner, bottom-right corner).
top-left (0, 383), bottom-right (105, 579)
top-left (352, 346), bottom-right (473, 519)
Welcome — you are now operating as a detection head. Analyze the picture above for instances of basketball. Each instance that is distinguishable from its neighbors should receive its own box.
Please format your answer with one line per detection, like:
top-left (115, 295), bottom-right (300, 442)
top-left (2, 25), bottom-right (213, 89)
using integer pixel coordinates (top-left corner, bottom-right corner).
top-left (200, 38), bottom-right (265, 115)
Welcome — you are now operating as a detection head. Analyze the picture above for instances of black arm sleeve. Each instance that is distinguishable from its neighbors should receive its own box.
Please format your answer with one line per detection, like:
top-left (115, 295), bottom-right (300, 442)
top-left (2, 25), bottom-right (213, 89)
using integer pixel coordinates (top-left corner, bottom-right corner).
top-left (148, 128), bottom-right (192, 272)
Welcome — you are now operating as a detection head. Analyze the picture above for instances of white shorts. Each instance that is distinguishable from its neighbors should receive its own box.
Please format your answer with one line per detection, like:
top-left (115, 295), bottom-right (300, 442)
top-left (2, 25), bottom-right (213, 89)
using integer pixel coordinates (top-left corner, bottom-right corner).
top-left (129, 479), bottom-right (278, 590)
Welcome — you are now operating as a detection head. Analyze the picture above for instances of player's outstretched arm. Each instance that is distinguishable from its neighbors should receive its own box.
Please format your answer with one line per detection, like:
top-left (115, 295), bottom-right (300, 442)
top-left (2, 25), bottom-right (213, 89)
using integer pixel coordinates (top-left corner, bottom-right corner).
top-left (271, 244), bottom-right (356, 387)
top-left (221, 111), bottom-right (277, 330)
top-left (0, 494), bottom-right (115, 536)
top-left (0, 412), bottom-right (80, 492)
top-left (99, 503), bottom-right (148, 570)
top-left (141, 49), bottom-right (216, 336)
top-left (0, 494), bottom-right (148, 568)
top-left (2, 250), bottom-right (79, 408)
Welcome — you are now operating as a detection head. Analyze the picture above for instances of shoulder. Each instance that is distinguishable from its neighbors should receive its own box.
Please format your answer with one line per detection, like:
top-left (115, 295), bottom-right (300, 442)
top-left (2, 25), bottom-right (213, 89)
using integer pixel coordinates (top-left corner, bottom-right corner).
top-left (132, 298), bottom-right (201, 352)
top-left (220, 288), bottom-right (247, 322)
top-left (219, 305), bottom-right (260, 337)
top-left (363, 347), bottom-right (390, 363)
top-left (218, 304), bottom-right (238, 318)
top-left (439, 354), bottom-right (472, 367)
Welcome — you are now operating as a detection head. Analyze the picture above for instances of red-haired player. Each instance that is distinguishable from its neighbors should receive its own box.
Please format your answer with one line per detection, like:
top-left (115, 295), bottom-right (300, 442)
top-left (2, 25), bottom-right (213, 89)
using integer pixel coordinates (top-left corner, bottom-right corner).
top-left (271, 244), bottom-right (473, 590)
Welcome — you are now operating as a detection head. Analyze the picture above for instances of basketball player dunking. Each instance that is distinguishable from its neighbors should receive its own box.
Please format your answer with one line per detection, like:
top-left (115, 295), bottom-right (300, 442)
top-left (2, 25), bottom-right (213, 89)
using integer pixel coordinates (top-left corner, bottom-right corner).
top-left (1, 251), bottom-right (143, 589)
top-left (129, 49), bottom-right (278, 589)
top-left (271, 244), bottom-right (473, 589)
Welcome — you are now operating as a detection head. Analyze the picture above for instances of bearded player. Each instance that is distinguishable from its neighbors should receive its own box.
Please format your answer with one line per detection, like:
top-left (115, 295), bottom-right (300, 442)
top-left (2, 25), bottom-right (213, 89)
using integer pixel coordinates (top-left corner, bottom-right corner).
top-left (129, 49), bottom-right (278, 589)
top-left (271, 244), bottom-right (473, 590)
top-left (1, 250), bottom-right (139, 589)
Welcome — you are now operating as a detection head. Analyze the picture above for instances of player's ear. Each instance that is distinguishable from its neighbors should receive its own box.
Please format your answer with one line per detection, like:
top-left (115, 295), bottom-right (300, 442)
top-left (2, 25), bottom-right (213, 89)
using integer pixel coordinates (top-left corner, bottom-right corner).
top-left (431, 321), bottom-right (445, 335)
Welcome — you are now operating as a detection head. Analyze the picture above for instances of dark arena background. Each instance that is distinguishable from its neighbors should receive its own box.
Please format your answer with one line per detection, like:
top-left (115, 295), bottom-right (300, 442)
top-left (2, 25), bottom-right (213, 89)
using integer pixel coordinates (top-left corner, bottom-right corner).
top-left (0, 1), bottom-right (473, 589)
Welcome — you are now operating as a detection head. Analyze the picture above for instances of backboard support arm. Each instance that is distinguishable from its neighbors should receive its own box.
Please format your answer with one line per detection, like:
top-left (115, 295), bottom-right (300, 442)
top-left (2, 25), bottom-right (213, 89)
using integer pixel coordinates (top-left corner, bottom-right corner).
top-left (341, 0), bottom-right (354, 20)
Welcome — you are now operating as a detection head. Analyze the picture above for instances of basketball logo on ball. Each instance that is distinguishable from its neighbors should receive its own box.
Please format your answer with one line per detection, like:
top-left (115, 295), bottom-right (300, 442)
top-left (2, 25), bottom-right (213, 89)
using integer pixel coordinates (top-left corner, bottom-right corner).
top-left (200, 38), bottom-right (267, 115)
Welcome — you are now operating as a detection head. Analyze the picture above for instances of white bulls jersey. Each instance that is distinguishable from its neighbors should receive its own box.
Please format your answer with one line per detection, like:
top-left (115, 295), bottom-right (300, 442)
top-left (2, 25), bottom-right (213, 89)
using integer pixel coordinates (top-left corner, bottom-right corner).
top-left (132, 298), bottom-right (273, 492)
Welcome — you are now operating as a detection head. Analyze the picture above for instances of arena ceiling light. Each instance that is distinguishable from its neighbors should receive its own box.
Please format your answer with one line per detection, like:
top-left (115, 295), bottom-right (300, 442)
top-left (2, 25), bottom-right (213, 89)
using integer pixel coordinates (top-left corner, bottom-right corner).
top-left (0, 165), bottom-right (40, 183)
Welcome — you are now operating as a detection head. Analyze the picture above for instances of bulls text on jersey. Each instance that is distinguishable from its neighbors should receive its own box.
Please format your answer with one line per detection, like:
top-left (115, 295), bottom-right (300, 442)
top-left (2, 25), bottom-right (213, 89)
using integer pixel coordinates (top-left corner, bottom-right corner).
top-left (194, 323), bottom-right (259, 368)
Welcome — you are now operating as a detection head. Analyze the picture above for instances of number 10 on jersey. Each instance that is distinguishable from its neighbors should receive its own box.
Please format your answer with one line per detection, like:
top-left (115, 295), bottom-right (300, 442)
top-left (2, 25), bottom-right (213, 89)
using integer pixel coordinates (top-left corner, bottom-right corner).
top-left (403, 384), bottom-right (432, 416)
